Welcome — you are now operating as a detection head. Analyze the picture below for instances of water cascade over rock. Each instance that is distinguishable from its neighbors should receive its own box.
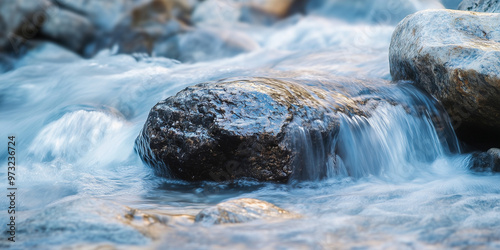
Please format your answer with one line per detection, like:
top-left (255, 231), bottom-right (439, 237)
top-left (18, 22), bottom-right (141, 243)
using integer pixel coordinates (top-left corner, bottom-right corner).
top-left (389, 9), bottom-right (500, 148)
top-left (136, 76), bottom-right (459, 182)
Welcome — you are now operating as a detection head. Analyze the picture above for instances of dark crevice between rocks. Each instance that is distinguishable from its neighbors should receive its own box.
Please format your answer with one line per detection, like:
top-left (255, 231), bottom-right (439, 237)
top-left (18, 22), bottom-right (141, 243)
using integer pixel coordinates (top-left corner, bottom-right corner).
top-left (456, 124), bottom-right (500, 152)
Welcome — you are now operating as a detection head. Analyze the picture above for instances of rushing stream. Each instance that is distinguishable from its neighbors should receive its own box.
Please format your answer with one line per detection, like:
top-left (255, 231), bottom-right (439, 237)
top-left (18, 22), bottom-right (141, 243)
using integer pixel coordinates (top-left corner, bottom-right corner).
top-left (1, 0), bottom-right (500, 249)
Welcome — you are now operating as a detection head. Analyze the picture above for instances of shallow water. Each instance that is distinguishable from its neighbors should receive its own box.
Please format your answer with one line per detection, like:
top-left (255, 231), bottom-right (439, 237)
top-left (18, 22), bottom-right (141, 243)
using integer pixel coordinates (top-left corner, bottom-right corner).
top-left (1, 0), bottom-right (500, 249)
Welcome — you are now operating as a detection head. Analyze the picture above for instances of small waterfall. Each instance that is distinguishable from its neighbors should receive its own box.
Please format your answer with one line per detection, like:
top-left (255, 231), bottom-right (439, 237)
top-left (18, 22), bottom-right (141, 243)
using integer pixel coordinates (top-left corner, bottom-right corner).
top-left (292, 83), bottom-right (461, 181)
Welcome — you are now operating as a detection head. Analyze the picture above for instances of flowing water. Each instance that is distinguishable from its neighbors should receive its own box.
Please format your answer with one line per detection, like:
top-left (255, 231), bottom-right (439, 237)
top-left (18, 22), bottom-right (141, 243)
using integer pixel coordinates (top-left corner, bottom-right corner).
top-left (1, 1), bottom-right (500, 249)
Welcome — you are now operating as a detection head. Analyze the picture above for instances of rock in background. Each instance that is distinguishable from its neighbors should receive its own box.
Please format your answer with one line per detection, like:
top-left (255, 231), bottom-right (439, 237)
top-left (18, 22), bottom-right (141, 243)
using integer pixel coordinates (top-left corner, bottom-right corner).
top-left (458, 0), bottom-right (500, 12)
top-left (389, 9), bottom-right (500, 148)
top-left (0, 0), bottom-right (302, 61)
top-left (0, 0), bottom-right (52, 54)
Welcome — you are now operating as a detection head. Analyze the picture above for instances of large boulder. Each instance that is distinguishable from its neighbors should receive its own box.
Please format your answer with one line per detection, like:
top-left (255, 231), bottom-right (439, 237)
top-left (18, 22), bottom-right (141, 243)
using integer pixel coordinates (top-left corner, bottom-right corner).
top-left (135, 77), bottom-right (343, 182)
top-left (135, 76), bottom-right (457, 182)
top-left (389, 9), bottom-right (500, 148)
top-left (458, 0), bottom-right (500, 12)
top-left (195, 198), bottom-right (298, 224)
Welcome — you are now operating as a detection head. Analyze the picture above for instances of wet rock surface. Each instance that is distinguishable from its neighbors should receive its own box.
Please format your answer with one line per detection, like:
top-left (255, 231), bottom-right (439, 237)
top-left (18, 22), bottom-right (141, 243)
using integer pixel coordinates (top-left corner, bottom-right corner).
top-left (195, 198), bottom-right (298, 224)
top-left (389, 9), bottom-right (500, 148)
top-left (458, 0), bottom-right (500, 13)
top-left (135, 76), bottom-right (454, 182)
top-left (136, 77), bottom-right (343, 182)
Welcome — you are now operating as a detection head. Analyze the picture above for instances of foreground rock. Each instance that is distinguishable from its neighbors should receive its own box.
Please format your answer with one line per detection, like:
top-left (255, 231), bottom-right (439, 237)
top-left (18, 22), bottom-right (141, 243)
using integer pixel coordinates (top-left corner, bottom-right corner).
top-left (195, 198), bottom-right (298, 224)
top-left (135, 77), bottom-right (344, 182)
top-left (135, 76), bottom-right (457, 182)
top-left (458, 0), bottom-right (500, 13)
top-left (389, 10), bottom-right (500, 147)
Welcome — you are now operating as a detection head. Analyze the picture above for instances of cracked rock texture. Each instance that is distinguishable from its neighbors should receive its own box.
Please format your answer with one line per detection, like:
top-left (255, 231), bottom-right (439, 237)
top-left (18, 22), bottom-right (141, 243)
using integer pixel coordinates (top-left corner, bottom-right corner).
top-left (389, 9), bottom-right (500, 147)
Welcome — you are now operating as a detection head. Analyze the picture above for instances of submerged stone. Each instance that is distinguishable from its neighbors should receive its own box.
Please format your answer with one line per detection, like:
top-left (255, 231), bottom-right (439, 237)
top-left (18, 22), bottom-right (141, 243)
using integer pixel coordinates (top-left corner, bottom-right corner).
top-left (195, 198), bottom-right (298, 224)
top-left (389, 9), bottom-right (500, 148)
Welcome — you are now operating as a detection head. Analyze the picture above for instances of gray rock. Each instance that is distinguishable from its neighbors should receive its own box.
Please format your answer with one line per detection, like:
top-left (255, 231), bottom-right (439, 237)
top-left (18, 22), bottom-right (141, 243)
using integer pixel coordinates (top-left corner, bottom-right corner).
top-left (0, 0), bottom-right (51, 53)
top-left (0, 0), bottom-right (115, 54)
top-left (488, 148), bottom-right (500, 169)
top-left (0, 0), bottom-right (197, 56)
top-left (469, 148), bottom-right (500, 172)
top-left (195, 198), bottom-right (298, 224)
top-left (40, 6), bottom-right (94, 53)
top-left (458, 0), bottom-right (500, 13)
top-left (389, 9), bottom-right (500, 145)
top-left (86, 0), bottom-right (193, 57)
top-left (53, 0), bottom-right (135, 31)
top-left (154, 27), bottom-right (259, 62)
